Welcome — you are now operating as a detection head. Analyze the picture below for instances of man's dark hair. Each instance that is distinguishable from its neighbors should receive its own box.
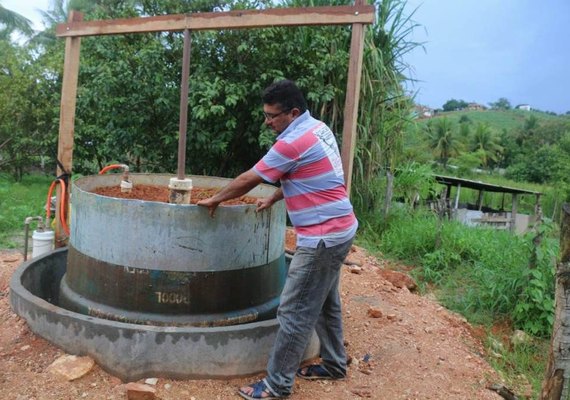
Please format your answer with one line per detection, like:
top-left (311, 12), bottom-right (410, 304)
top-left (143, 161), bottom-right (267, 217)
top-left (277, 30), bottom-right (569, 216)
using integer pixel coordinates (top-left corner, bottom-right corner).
top-left (262, 79), bottom-right (308, 113)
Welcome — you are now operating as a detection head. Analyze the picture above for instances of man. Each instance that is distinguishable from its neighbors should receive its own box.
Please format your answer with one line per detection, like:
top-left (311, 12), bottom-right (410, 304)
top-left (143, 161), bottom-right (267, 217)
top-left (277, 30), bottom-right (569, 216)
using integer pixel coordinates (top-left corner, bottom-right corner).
top-left (197, 79), bottom-right (357, 399)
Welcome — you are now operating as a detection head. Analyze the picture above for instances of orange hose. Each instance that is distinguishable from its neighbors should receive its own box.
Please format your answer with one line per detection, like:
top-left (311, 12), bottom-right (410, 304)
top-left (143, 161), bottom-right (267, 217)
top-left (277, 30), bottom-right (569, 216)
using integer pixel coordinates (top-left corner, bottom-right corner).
top-left (99, 164), bottom-right (125, 174)
top-left (46, 181), bottom-right (58, 221)
top-left (45, 179), bottom-right (70, 236)
top-left (58, 179), bottom-right (70, 236)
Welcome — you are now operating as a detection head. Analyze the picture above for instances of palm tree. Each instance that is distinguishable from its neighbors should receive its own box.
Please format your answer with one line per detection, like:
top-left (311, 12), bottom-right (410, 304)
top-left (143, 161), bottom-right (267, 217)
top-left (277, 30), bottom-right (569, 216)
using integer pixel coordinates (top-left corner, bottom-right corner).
top-left (470, 122), bottom-right (503, 169)
top-left (425, 117), bottom-right (462, 169)
top-left (0, 3), bottom-right (34, 40)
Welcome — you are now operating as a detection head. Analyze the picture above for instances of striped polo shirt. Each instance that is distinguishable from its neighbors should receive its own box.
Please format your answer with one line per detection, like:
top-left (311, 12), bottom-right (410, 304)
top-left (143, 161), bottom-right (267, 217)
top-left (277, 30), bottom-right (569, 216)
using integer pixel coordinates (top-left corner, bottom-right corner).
top-left (254, 111), bottom-right (358, 248)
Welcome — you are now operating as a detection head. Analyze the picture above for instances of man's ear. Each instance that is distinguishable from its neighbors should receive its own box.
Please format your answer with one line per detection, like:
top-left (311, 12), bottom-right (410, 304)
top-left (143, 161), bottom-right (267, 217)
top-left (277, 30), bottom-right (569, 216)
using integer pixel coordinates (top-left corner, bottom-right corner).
top-left (291, 108), bottom-right (302, 118)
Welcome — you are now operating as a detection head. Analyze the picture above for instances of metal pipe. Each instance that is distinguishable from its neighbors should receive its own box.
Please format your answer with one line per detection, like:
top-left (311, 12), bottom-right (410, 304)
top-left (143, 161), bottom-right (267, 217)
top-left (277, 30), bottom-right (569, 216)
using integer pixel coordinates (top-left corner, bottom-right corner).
top-left (23, 216), bottom-right (45, 261)
top-left (177, 29), bottom-right (191, 180)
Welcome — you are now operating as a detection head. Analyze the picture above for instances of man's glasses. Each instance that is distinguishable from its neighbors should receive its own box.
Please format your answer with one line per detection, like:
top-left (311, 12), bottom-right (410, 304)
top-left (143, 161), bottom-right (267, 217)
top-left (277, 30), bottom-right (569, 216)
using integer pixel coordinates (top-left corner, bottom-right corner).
top-left (263, 108), bottom-right (291, 120)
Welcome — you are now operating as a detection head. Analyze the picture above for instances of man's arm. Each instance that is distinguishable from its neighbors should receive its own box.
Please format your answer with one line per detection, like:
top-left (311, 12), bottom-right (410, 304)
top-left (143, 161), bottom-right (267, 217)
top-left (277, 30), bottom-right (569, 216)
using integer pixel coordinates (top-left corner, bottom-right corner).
top-left (197, 169), bottom-right (263, 217)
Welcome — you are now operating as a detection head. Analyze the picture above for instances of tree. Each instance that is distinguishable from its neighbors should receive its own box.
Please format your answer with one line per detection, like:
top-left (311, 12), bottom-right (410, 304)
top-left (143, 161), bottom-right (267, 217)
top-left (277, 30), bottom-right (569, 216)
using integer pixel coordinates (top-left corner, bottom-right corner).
top-left (442, 98), bottom-right (468, 112)
top-left (470, 122), bottom-right (503, 169)
top-left (506, 145), bottom-right (569, 184)
top-left (0, 3), bottom-right (34, 39)
top-left (425, 118), bottom-right (462, 169)
top-left (0, 40), bottom-right (54, 180)
top-left (489, 97), bottom-right (512, 110)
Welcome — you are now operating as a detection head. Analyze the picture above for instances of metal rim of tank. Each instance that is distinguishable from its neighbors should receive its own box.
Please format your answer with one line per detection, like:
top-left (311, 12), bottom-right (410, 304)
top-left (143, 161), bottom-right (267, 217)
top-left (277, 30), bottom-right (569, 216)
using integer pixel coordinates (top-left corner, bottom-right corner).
top-left (9, 248), bottom-right (319, 381)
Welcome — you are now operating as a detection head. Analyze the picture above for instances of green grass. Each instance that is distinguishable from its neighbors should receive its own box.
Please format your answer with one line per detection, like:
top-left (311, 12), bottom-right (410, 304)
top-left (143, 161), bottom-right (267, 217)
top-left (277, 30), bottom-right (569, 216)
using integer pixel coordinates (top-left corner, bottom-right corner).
top-left (486, 334), bottom-right (550, 398)
top-left (0, 173), bottom-right (54, 248)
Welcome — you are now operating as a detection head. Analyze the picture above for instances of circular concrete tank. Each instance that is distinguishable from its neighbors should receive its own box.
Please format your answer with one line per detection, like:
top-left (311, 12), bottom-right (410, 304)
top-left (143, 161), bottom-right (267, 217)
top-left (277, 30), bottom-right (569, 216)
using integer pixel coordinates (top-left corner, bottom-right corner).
top-left (10, 249), bottom-right (319, 381)
top-left (60, 174), bottom-right (286, 326)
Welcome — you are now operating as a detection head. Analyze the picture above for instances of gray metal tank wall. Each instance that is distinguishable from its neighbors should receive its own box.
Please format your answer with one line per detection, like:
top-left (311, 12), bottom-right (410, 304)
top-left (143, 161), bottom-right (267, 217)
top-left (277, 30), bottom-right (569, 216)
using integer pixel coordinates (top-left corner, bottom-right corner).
top-left (60, 174), bottom-right (287, 326)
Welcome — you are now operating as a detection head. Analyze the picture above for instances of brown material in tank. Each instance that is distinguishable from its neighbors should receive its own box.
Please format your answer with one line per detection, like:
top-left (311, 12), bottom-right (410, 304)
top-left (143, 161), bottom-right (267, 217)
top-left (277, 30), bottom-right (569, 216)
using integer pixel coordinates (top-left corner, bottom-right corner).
top-left (93, 185), bottom-right (259, 205)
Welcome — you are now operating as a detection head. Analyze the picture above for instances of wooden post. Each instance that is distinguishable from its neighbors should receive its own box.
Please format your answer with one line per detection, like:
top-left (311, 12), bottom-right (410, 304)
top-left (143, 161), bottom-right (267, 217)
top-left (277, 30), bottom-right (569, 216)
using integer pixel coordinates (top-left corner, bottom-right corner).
top-left (541, 203), bottom-right (570, 399)
top-left (511, 193), bottom-right (519, 233)
top-left (55, 11), bottom-right (83, 247)
top-left (177, 29), bottom-right (191, 180)
top-left (340, 0), bottom-right (367, 194)
top-left (454, 183), bottom-right (461, 210)
top-left (535, 194), bottom-right (543, 225)
top-left (476, 190), bottom-right (484, 211)
top-left (435, 186), bottom-right (449, 249)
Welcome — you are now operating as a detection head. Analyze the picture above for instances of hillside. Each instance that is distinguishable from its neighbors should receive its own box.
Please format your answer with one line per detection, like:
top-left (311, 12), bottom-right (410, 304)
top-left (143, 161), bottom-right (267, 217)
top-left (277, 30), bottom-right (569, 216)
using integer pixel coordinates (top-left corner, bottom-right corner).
top-left (412, 109), bottom-right (563, 132)
top-left (404, 108), bottom-right (569, 165)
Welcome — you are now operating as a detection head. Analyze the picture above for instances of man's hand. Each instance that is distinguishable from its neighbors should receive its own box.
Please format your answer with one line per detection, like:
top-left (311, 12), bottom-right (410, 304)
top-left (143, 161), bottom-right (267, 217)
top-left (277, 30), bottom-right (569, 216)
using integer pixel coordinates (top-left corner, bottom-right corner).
top-left (197, 169), bottom-right (264, 218)
top-left (256, 187), bottom-right (283, 212)
top-left (197, 197), bottom-right (221, 218)
top-left (255, 197), bottom-right (275, 212)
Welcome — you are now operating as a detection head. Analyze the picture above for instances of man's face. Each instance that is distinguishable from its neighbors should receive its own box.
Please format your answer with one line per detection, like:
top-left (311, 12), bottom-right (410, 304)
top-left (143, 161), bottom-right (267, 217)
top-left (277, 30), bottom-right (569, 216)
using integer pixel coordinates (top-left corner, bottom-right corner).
top-left (263, 103), bottom-right (298, 134)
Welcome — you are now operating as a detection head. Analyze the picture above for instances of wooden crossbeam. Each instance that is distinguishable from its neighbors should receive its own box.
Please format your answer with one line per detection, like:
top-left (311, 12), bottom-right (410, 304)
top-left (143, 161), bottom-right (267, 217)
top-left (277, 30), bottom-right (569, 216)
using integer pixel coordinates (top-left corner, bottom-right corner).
top-left (56, 5), bottom-right (375, 37)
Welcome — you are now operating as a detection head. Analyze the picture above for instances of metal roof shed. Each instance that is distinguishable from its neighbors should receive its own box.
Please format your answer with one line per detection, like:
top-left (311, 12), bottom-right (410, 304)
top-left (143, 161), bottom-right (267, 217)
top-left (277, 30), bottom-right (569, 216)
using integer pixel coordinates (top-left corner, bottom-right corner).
top-left (434, 174), bottom-right (542, 232)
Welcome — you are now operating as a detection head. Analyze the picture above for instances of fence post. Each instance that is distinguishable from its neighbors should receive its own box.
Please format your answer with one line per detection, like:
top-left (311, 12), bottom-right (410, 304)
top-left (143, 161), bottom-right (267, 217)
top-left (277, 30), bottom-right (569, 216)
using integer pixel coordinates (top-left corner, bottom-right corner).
top-left (541, 203), bottom-right (570, 399)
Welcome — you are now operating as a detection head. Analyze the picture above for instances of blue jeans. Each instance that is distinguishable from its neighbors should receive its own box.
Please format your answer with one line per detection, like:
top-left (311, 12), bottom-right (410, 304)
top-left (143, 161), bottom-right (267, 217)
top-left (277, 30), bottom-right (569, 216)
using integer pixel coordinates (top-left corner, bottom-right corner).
top-left (264, 237), bottom-right (354, 397)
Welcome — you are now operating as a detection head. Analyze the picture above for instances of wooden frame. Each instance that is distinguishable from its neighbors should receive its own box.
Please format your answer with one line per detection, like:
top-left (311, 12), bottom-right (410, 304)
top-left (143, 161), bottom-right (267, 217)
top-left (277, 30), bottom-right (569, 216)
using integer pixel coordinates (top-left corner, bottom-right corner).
top-left (56, 6), bottom-right (374, 37)
top-left (54, 4), bottom-right (374, 244)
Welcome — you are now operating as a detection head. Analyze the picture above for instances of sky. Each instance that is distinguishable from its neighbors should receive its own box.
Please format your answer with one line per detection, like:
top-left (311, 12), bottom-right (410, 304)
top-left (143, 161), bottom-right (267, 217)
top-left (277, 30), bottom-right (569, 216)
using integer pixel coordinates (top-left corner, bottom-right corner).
top-left (404, 0), bottom-right (570, 114)
top-left (4, 0), bottom-right (570, 114)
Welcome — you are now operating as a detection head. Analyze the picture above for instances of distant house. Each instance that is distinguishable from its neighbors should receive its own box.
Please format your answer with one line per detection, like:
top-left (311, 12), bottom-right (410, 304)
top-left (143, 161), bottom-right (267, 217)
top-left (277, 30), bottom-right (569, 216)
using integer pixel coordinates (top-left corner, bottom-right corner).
top-left (467, 102), bottom-right (486, 111)
top-left (516, 104), bottom-right (531, 111)
top-left (414, 105), bottom-right (434, 119)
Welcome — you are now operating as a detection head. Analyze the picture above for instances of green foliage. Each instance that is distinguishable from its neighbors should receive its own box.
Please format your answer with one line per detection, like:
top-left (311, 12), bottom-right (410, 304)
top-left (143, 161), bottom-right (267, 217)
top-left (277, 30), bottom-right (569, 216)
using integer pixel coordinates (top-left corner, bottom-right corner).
top-left (486, 333), bottom-right (550, 397)
top-left (0, 174), bottom-right (53, 248)
top-left (393, 161), bottom-right (435, 206)
top-left (442, 98), bottom-right (468, 112)
top-left (424, 117), bottom-right (463, 168)
top-left (458, 114), bottom-right (471, 124)
top-left (489, 97), bottom-right (512, 110)
top-left (469, 122), bottom-right (503, 168)
top-left (0, 40), bottom-right (57, 180)
top-left (0, 3), bottom-right (34, 39)
top-left (506, 145), bottom-right (570, 184)
top-left (512, 223), bottom-right (557, 336)
top-left (504, 115), bottom-right (570, 185)
top-left (448, 152), bottom-right (481, 176)
top-left (359, 208), bottom-right (558, 337)
top-left (363, 208), bottom-right (437, 261)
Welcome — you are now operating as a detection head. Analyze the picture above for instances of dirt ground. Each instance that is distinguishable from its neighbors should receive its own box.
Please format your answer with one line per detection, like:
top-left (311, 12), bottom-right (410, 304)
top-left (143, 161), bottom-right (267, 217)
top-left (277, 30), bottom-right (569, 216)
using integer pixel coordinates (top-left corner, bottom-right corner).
top-left (0, 231), bottom-right (507, 400)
